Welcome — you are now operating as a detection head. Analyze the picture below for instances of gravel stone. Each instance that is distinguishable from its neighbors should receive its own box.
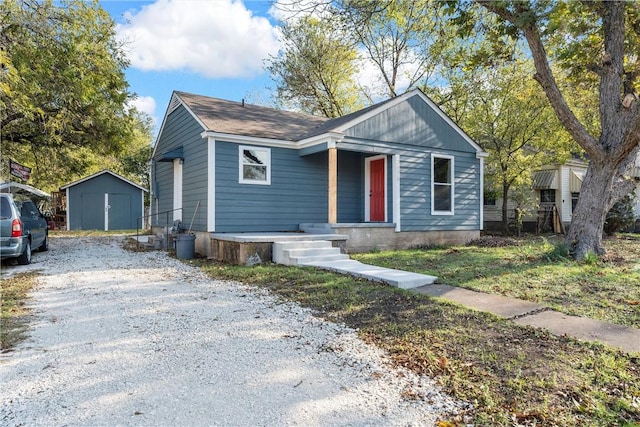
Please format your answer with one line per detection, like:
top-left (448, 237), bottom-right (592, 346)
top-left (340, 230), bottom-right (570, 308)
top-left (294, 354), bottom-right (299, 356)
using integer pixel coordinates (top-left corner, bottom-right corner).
top-left (1, 236), bottom-right (466, 426)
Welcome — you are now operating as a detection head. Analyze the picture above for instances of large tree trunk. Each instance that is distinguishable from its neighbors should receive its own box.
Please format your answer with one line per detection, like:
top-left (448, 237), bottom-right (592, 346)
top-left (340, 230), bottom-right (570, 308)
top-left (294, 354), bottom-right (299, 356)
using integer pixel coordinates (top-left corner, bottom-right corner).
top-left (501, 181), bottom-right (510, 235)
top-left (565, 160), bottom-right (618, 258)
top-left (479, 0), bottom-right (640, 259)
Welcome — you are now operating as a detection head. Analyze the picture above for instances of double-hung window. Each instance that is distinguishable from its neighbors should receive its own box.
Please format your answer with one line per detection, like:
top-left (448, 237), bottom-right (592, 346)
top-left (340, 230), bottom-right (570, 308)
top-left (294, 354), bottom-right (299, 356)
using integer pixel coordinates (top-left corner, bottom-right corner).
top-left (239, 146), bottom-right (271, 185)
top-left (431, 154), bottom-right (454, 215)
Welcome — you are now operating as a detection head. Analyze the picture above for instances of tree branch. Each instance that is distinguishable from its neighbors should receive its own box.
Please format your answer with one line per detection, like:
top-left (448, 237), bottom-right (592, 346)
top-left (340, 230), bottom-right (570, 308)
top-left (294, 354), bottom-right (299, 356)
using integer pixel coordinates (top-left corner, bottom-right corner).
top-left (476, 0), bottom-right (601, 160)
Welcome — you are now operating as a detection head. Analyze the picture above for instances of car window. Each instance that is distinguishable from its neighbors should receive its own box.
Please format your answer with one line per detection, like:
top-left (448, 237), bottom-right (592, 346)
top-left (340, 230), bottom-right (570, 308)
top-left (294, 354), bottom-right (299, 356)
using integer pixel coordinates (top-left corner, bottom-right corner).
top-left (1, 197), bottom-right (11, 219)
top-left (20, 203), bottom-right (31, 217)
top-left (20, 201), bottom-right (40, 218)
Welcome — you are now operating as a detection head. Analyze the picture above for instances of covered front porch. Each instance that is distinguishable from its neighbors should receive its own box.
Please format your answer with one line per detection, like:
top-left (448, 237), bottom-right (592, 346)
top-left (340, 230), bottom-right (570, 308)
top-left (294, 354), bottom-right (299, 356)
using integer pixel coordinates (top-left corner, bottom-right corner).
top-left (300, 143), bottom-right (401, 229)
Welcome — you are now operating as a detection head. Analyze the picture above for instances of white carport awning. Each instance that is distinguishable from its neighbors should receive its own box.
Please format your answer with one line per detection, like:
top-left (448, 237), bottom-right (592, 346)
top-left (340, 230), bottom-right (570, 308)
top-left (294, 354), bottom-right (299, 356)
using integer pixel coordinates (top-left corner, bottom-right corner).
top-left (570, 170), bottom-right (585, 193)
top-left (532, 170), bottom-right (558, 190)
top-left (0, 182), bottom-right (51, 198)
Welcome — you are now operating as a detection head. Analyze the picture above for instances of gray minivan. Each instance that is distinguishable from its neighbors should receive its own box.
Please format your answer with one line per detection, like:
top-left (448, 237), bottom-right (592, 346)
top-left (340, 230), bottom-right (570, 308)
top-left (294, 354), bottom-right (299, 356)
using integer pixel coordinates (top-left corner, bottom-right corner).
top-left (0, 193), bottom-right (48, 265)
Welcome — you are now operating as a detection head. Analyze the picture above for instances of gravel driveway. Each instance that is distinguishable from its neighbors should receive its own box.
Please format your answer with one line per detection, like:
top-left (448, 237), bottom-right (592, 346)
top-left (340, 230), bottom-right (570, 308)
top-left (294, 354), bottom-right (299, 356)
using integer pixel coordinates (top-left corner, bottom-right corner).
top-left (1, 236), bottom-right (463, 426)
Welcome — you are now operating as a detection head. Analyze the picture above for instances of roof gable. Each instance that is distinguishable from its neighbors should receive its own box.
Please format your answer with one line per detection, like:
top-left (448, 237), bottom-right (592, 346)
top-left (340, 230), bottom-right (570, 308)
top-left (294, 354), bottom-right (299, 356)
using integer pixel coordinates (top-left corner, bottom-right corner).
top-left (60, 170), bottom-right (147, 192)
top-left (334, 90), bottom-right (482, 153)
top-left (153, 89), bottom-right (484, 156)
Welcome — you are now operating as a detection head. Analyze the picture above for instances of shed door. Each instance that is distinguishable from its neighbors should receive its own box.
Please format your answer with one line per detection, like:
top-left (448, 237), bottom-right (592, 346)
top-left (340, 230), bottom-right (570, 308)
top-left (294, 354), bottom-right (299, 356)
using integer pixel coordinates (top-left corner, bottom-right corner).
top-left (80, 193), bottom-right (104, 230)
top-left (369, 158), bottom-right (385, 222)
top-left (106, 193), bottom-right (131, 230)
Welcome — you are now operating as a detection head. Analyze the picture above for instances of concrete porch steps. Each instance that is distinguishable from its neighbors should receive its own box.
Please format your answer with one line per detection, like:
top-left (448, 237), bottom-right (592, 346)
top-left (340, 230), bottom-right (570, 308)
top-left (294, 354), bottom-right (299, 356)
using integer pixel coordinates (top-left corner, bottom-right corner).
top-left (272, 240), bottom-right (349, 266)
top-left (273, 240), bottom-right (437, 289)
top-left (133, 232), bottom-right (168, 250)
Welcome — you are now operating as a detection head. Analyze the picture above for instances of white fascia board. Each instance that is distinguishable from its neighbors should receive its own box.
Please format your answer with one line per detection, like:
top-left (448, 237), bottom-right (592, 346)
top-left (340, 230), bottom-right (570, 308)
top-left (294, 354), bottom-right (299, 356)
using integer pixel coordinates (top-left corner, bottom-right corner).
top-left (476, 151), bottom-right (490, 159)
top-left (200, 131), bottom-right (344, 152)
top-left (200, 131), bottom-right (295, 149)
top-left (297, 132), bottom-right (344, 149)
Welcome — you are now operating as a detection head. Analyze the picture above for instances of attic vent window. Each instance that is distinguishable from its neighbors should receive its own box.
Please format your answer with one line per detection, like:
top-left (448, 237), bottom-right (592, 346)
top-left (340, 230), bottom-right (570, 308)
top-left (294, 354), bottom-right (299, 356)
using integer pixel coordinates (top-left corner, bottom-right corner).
top-left (239, 145), bottom-right (271, 185)
top-left (168, 94), bottom-right (182, 114)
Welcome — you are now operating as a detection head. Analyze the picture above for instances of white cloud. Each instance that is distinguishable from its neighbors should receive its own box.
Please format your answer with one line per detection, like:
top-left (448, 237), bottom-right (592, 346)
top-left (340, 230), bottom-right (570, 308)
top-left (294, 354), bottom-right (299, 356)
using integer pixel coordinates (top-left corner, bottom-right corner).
top-left (129, 95), bottom-right (157, 118)
top-left (116, 0), bottom-right (281, 78)
top-left (126, 95), bottom-right (159, 132)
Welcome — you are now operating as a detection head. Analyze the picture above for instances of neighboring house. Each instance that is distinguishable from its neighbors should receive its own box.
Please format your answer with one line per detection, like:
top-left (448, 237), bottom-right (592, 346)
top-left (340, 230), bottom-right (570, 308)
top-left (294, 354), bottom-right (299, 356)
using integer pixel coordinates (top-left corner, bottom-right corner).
top-left (150, 89), bottom-right (488, 257)
top-left (60, 170), bottom-right (147, 231)
top-left (484, 156), bottom-right (640, 232)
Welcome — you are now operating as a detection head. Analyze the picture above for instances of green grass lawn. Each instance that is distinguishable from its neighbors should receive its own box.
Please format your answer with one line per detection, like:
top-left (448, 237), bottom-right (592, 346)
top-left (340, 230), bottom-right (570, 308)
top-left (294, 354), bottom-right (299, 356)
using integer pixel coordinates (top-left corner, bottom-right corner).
top-left (4, 235), bottom-right (639, 425)
top-left (353, 234), bottom-right (640, 328)
top-left (197, 234), bottom-right (640, 426)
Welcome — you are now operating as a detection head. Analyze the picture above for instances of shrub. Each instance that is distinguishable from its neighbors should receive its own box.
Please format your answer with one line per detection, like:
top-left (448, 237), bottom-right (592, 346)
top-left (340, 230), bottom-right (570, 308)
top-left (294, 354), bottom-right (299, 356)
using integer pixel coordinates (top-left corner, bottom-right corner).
top-left (604, 193), bottom-right (636, 235)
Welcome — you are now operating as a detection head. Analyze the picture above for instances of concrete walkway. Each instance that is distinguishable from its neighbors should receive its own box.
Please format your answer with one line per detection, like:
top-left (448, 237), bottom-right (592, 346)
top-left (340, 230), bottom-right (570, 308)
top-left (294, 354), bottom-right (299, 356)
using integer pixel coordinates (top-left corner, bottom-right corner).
top-left (306, 260), bottom-right (639, 354)
top-left (302, 259), bottom-right (437, 289)
top-left (415, 284), bottom-right (640, 354)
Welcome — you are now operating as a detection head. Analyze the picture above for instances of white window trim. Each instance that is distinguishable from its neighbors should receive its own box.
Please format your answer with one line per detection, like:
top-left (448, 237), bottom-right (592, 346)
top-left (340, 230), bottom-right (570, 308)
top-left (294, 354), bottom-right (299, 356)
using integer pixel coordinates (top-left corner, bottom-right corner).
top-left (239, 145), bottom-right (271, 185)
top-left (431, 153), bottom-right (455, 216)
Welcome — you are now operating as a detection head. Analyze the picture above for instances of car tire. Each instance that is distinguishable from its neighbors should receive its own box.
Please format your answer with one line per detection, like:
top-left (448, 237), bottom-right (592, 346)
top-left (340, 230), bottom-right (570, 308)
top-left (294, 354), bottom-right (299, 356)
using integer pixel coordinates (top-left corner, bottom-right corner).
top-left (17, 240), bottom-right (32, 265)
top-left (39, 233), bottom-right (48, 252)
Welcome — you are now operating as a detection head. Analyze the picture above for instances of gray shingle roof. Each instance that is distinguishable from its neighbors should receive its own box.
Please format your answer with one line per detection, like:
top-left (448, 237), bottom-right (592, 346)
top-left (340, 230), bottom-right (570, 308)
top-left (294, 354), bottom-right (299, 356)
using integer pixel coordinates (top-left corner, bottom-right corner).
top-left (175, 91), bottom-right (330, 141)
top-left (175, 91), bottom-right (404, 142)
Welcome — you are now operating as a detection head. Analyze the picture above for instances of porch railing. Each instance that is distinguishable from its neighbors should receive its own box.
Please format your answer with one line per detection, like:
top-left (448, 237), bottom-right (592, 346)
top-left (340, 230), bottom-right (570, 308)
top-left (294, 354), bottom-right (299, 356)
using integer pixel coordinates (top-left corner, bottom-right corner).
top-left (136, 208), bottom-right (183, 251)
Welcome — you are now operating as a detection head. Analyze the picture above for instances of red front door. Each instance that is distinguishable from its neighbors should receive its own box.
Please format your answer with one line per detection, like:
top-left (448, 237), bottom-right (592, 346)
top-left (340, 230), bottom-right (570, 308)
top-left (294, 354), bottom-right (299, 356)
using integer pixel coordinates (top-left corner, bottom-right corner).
top-left (370, 158), bottom-right (385, 221)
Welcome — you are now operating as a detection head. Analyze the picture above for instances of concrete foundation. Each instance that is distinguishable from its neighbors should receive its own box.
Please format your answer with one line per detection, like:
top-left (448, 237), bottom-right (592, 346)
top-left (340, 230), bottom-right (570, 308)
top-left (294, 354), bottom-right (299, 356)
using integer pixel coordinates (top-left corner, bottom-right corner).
top-left (327, 224), bottom-right (480, 253)
top-left (210, 239), bottom-right (273, 265)
top-left (209, 232), bottom-right (349, 265)
top-left (160, 226), bottom-right (480, 265)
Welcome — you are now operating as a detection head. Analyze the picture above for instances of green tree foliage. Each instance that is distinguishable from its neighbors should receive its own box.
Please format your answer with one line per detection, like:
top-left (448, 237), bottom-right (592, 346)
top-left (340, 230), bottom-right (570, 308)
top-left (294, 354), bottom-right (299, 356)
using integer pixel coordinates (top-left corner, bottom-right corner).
top-left (0, 0), bottom-right (152, 191)
top-left (341, 0), bottom-right (449, 99)
top-left (464, 1), bottom-right (640, 258)
top-left (267, 15), bottom-right (364, 117)
top-left (432, 57), bottom-right (573, 234)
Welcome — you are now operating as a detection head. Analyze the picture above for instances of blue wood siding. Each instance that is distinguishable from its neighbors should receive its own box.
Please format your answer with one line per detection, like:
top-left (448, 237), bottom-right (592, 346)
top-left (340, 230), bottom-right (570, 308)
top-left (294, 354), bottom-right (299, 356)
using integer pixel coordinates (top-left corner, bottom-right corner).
top-left (400, 151), bottom-right (479, 231)
top-left (344, 94), bottom-right (476, 154)
top-left (67, 174), bottom-right (143, 230)
top-left (215, 142), bottom-right (329, 232)
top-left (152, 93), bottom-right (481, 234)
top-left (152, 105), bottom-right (207, 228)
top-left (337, 151), bottom-right (364, 222)
top-left (337, 137), bottom-right (480, 231)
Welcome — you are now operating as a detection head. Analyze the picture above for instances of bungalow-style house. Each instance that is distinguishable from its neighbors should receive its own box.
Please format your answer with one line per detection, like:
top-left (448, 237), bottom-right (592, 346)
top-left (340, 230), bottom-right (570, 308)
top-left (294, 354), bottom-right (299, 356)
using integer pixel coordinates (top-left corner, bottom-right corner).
top-left (150, 89), bottom-right (488, 260)
top-left (484, 156), bottom-right (640, 233)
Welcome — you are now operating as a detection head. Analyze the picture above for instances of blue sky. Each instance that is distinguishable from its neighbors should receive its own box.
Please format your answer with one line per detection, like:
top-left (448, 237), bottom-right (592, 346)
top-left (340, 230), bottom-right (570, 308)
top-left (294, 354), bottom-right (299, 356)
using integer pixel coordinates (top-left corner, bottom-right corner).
top-left (101, 0), bottom-right (285, 132)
